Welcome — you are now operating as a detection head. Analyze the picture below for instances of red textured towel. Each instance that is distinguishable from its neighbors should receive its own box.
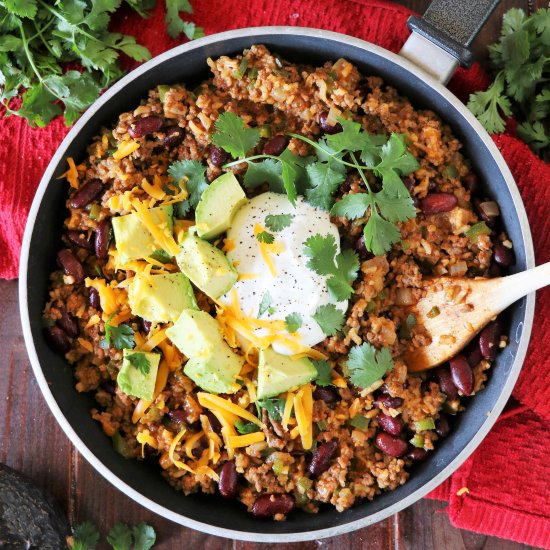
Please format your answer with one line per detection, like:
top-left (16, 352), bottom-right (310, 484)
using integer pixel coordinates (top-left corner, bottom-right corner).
top-left (2, 0), bottom-right (549, 546)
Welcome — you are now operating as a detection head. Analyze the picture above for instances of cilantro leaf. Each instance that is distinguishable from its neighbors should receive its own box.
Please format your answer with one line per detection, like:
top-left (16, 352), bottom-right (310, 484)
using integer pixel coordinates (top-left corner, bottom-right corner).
top-left (107, 522), bottom-right (132, 550)
top-left (165, 0), bottom-right (204, 40)
top-left (132, 523), bottom-right (157, 550)
top-left (331, 193), bottom-right (370, 220)
top-left (168, 159), bottom-right (208, 215)
top-left (467, 72), bottom-right (512, 134)
top-left (4, 0), bottom-right (37, 19)
top-left (303, 234), bottom-right (359, 301)
top-left (284, 312), bottom-right (302, 333)
top-left (303, 234), bottom-right (338, 276)
top-left (258, 291), bottom-right (274, 317)
top-left (344, 342), bottom-right (394, 388)
top-left (149, 249), bottom-right (172, 263)
top-left (305, 161), bottom-right (345, 210)
top-left (71, 522), bottom-right (100, 550)
top-left (243, 159), bottom-right (284, 192)
top-left (363, 210), bottom-right (402, 257)
top-left (257, 398), bottom-right (286, 421)
top-left (313, 360), bottom-right (333, 387)
top-left (105, 323), bottom-right (135, 350)
top-left (212, 112), bottom-right (261, 158)
top-left (256, 230), bottom-right (275, 244)
top-left (312, 304), bottom-right (345, 336)
top-left (235, 419), bottom-right (261, 434)
top-left (517, 120), bottom-right (550, 152)
top-left (265, 213), bottom-right (294, 231)
top-left (126, 352), bottom-right (151, 375)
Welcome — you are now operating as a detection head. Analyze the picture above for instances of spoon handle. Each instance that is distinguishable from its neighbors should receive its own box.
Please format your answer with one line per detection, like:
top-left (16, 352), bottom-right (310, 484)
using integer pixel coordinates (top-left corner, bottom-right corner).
top-left (494, 260), bottom-right (550, 312)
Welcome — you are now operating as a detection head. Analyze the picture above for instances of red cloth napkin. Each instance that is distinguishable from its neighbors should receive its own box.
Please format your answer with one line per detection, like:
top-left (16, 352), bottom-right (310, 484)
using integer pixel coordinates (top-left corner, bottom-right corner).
top-left (2, 0), bottom-right (549, 546)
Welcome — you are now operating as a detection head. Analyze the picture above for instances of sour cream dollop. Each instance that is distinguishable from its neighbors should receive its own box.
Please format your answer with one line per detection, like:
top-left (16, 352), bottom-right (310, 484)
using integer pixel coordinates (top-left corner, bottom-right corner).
top-left (219, 192), bottom-right (348, 355)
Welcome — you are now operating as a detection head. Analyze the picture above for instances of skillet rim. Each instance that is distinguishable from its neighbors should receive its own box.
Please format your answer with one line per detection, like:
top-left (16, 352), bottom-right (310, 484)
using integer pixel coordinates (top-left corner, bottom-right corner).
top-left (18, 26), bottom-right (535, 542)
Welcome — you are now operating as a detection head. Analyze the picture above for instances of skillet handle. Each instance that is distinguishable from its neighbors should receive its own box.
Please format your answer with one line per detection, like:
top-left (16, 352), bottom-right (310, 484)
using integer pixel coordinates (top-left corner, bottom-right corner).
top-left (399, 0), bottom-right (500, 84)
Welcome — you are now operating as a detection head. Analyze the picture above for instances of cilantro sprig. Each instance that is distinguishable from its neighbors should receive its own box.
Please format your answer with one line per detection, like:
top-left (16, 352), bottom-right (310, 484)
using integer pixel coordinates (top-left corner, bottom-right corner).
top-left (303, 234), bottom-right (359, 302)
top-left (344, 342), bottom-right (394, 389)
top-left (265, 213), bottom-right (294, 231)
top-left (70, 521), bottom-right (156, 550)
top-left (126, 352), bottom-right (151, 375)
top-left (256, 230), bottom-right (275, 244)
top-left (467, 8), bottom-right (550, 154)
top-left (257, 397), bottom-right (286, 421)
top-left (312, 303), bottom-right (345, 336)
top-left (104, 317), bottom-right (135, 350)
top-left (284, 312), bottom-right (302, 333)
top-left (313, 359), bottom-right (333, 387)
top-left (258, 291), bottom-right (276, 317)
top-left (168, 159), bottom-right (208, 216)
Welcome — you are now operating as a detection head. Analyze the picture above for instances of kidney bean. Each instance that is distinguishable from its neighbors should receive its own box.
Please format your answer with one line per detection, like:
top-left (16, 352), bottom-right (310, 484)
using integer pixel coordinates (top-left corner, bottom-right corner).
top-left (210, 145), bottom-right (228, 167)
top-left (205, 410), bottom-right (223, 436)
top-left (479, 320), bottom-right (502, 360)
top-left (406, 448), bottom-right (428, 461)
top-left (100, 379), bottom-right (116, 395)
top-left (435, 366), bottom-right (458, 400)
top-left (354, 234), bottom-right (374, 262)
top-left (488, 261), bottom-right (502, 278)
top-left (378, 413), bottom-right (404, 436)
top-left (466, 343), bottom-right (482, 368)
top-left (263, 135), bottom-right (289, 156)
top-left (218, 461), bottom-right (239, 498)
top-left (449, 355), bottom-right (474, 396)
top-left (339, 173), bottom-right (353, 195)
top-left (403, 175), bottom-right (415, 194)
top-left (472, 197), bottom-right (496, 228)
top-left (435, 413), bottom-right (451, 438)
top-left (56, 307), bottom-right (79, 338)
top-left (67, 230), bottom-right (93, 251)
top-left (167, 409), bottom-right (189, 425)
top-left (57, 248), bottom-right (84, 283)
top-left (376, 383), bottom-right (389, 395)
top-left (94, 219), bottom-right (111, 259)
top-left (44, 326), bottom-right (71, 355)
top-left (163, 126), bottom-right (185, 148)
top-left (128, 116), bottom-right (163, 138)
top-left (319, 112), bottom-right (342, 135)
top-left (357, 78), bottom-right (371, 99)
top-left (69, 179), bottom-right (103, 209)
top-left (420, 193), bottom-right (458, 215)
top-left (141, 319), bottom-right (152, 333)
top-left (462, 173), bottom-right (480, 195)
top-left (88, 287), bottom-right (101, 309)
top-left (375, 432), bottom-right (408, 458)
top-left (143, 444), bottom-right (160, 465)
top-left (312, 386), bottom-right (339, 404)
top-left (493, 241), bottom-right (515, 267)
top-left (308, 440), bottom-right (338, 476)
top-left (252, 494), bottom-right (295, 518)
top-left (374, 396), bottom-right (404, 409)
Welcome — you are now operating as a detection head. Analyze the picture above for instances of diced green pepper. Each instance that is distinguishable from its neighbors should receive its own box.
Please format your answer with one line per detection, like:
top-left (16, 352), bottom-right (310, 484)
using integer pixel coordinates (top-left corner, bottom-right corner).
top-left (232, 58), bottom-right (249, 80)
top-left (272, 458), bottom-right (286, 476)
top-left (349, 416), bottom-right (370, 430)
top-left (158, 84), bottom-right (171, 102)
top-left (427, 306), bottom-right (440, 318)
top-left (112, 431), bottom-right (132, 458)
top-left (414, 418), bottom-right (435, 431)
top-left (297, 476), bottom-right (313, 493)
top-left (443, 165), bottom-right (459, 179)
top-left (466, 221), bottom-right (492, 241)
top-left (410, 434), bottom-right (425, 448)
top-left (316, 420), bottom-right (328, 431)
top-left (89, 203), bottom-right (101, 220)
top-left (259, 124), bottom-right (272, 138)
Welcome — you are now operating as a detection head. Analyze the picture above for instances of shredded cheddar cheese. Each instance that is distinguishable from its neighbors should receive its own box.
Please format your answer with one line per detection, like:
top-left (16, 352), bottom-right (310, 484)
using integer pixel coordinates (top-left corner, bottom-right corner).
top-left (253, 223), bottom-right (285, 277)
top-left (61, 157), bottom-right (80, 189)
top-left (197, 392), bottom-right (263, 427)
top-left (113, 140), bottom-right (140, 160)
top-left (282, 392), bottom-right (294, 430)
top-left (227, 432), bottom-right (265, 448)
top-left (294, 384), bottom-right (313, 450)
top-left (184, 430), bottom-right (205, 460)
top-left (168, 429), bottom-right (194, 472)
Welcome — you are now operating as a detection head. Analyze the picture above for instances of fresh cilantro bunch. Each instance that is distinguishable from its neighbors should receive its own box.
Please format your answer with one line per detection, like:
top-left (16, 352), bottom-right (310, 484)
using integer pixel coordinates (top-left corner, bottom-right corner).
top-left (213, 113), bottom-right (418, 255)
top-left (0, 0), bottom-right (202, 128)
top-left (467, 8), bottom-right (550, 154)
top-left (70, 521), bottom-right (156, 550)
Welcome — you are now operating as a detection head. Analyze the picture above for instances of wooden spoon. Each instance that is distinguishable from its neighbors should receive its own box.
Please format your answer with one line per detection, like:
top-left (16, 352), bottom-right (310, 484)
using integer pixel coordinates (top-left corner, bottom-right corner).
top-left (403, 262), bottom-right (549, 372)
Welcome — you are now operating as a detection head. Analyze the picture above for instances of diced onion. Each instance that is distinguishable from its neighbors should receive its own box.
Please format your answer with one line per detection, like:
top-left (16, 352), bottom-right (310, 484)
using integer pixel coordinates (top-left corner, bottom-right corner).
top-left (448, 261), bottom-right (468, 276)
top-left (479, 201), bottom-right (500, 218)
top-left (395, 288), bottom-right (415, 306)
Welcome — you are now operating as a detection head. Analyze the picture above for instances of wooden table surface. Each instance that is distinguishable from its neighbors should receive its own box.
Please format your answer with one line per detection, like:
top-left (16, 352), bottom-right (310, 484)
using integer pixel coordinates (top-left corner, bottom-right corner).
top-left (1, 1), bottom-right (543, 548)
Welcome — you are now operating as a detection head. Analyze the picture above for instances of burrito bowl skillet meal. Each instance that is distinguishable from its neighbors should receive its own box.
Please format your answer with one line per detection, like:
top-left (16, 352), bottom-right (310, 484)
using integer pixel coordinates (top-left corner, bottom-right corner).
top-left (43, 45), bottom-right (514, 520)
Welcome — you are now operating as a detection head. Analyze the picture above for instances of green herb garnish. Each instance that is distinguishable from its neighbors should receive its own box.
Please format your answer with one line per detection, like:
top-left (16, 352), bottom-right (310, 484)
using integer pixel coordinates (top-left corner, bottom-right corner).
top-left (149, 249), bottom-right (172, 263)
top-left (105, 321), bottom-right (135, 350)
top-left (256, 230), bottom-right (275, 244)
top-left (234, 419), bottom-right (261, 434)
top-left (344, 342), bottom-right (393, 389)
top-left (303, 233), bottom-right (359, 301)
top-left (126, 352), bottom-right (151, 375)
top-left (165, 0), bottom-right (204, 41)
top-left (211, 112), bottom-right (261, 158)
top-left (71, 522), bottom-right (100, 550)
top-left (313, 359), bottom-right (333, 387)
top-left (312, 303), bottom-right (345, 336)
top-left (258, 291), bottom-right (275, 317)
top-left (284, 312), bottom-right (302, 333)
top-left (257, 397), bottom-right (286, 421)
top-left (265, 213), bottom-right (294, 231)
top-left (168, 159), bottom-right (208, 216)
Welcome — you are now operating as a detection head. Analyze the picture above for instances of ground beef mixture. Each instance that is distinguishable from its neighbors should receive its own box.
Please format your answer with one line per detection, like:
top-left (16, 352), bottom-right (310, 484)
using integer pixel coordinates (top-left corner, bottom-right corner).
top-left (43, 45), bottom-right (513, 519)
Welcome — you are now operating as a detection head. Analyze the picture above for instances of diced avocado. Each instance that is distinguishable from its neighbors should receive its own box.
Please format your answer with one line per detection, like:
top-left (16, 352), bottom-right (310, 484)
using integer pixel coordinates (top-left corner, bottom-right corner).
top-left (112, 205), bottom-right (173, 264)
top-left (128, 273), bottom-right (197, 323)
top-left (195, 172), bottom-right (247, 240)
top-left (176, 233), bottom-right (237, 299)
top-left (117, 350), bottom-right (161, 400)
top-left (184, 343), bottom-right (243, 394)
top-left (166, 309), bottom-right (224, 357)
top-left (256, 347), bottom-right (317, 400)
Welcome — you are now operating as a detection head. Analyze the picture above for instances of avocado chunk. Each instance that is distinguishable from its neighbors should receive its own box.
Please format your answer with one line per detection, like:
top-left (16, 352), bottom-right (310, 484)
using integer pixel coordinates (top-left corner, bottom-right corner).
top-left (195, 172), bottom-right (247, 240)
top-left (184, 344), bottom-right (243, 394)
top-left (112, 204), bottom-right (173, 264)
top-left (166, 309), bottom-right (224, 357)
top-left (256, 347), bottom-right (316, 400)
top-left (128, 272), bottom-right (197, 323)
top-left (176, 233), bottom-right (237, 299)
top-left (117, 350), bottom-right (161, 400)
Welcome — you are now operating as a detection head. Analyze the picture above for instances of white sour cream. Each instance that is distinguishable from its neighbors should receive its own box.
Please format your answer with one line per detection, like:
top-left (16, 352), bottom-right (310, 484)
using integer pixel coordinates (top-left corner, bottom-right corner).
top-left (219, 192), bottom-right (348, 355)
